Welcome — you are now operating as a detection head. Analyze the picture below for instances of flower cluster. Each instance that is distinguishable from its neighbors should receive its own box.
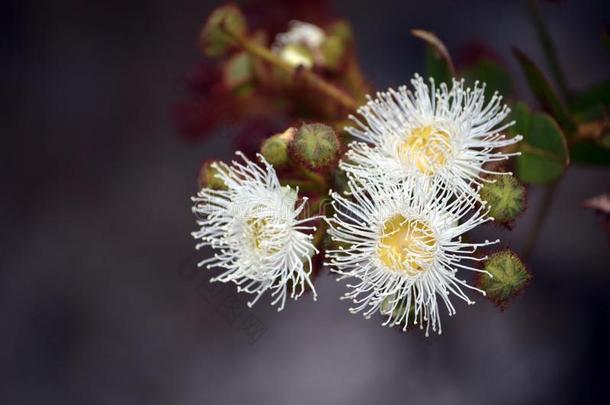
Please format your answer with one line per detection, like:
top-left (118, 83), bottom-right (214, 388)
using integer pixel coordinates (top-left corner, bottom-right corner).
top-left (188, 4), bottom-right (536, 337)
top-left (325, 75), bottom-right (522, 334)
top-left (192, 75), bottom-right (522, 334)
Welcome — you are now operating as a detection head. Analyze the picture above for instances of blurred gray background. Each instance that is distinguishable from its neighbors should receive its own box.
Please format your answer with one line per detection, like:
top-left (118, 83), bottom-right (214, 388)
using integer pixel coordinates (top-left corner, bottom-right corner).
top-left (3, 0), bottom-right (610, 404)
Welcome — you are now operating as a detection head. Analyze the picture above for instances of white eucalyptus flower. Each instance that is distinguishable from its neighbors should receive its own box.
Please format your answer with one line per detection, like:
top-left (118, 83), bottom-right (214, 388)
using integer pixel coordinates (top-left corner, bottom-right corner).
top-left (272, 20), bottom-right (326, 68)
top-left (192, 152), bottom-right (318, 311)
top-left (326, 178), bottom-right (497, 335)
top-left (342, 74), bottom-right (523, 198)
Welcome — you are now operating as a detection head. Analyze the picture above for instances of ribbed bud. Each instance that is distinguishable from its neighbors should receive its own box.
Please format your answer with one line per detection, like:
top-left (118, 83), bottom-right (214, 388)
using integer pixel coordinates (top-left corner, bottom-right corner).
top-left (475, 249), bottom-right (532, 309)
top-left (290, 123), bottom-right (340, 171)
top-left (479, 174), bottom-right (526, 225)
top-left (200, 4), bottom-right (247, 58)
top-left (261, 128), bottom-right (296, 168)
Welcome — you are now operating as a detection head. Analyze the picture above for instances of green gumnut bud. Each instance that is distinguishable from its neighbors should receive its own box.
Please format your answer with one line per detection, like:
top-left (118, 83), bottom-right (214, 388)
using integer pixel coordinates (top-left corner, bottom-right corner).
top-left (200, 4), bottom-right (247, 58)
top-left (290, 123), bottom-right (340, 171)
top-left (479, 174), bottom-right (526, 224)
top-left (261, 128), bottom-right (296, 168)
top-left (197, 161), bottom-right (227, 190)
top-left (476, 250), bottom-right (532, 309)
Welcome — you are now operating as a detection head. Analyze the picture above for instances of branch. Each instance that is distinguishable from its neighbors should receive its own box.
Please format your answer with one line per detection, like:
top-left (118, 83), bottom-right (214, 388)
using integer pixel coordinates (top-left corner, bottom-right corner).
top-left (227, 30), bottom-right (360, 112)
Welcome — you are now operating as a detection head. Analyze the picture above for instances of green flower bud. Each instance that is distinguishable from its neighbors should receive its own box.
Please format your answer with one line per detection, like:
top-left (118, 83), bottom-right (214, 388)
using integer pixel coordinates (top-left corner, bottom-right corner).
top-left (261, 128), bottom-right (296, 168)
top-left (197, 161), bottom-right (226, 190)
top-left (475, 250), bottom-right (532, 309)
top-left (479, 174), bottom-right (526, 225)
top-left (200, 4), bottom-right (247, 58)
top-left (290, 123), bottom-right (340, 171)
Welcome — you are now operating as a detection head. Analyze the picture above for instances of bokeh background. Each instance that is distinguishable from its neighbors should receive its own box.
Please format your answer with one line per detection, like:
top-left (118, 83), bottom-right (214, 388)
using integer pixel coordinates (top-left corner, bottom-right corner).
top-left (4, 0), bottom-right (610, 404)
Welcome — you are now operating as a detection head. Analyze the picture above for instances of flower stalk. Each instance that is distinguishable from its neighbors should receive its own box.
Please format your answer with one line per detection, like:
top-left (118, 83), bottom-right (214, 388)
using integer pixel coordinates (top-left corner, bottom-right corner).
top-left (223, 26), bottom-right (360, 112)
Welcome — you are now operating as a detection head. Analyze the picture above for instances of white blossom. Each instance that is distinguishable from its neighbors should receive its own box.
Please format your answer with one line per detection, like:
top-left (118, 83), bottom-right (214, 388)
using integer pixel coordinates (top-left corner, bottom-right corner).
top-left (326, 177), bottom-right (496, 335)
top-left (342, 74), bottom-right (522, 198)
top-left (192, 152), bottom-right (318, 311)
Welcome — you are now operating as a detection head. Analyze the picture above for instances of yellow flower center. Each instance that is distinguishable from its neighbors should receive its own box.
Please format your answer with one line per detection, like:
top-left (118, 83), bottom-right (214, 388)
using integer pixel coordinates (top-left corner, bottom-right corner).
top-left (247, 217), bottom-right (279, 255)
top-left (377, 214), bottom-right (437, 275)
top-left (399, 125), bottom-right (453, 175)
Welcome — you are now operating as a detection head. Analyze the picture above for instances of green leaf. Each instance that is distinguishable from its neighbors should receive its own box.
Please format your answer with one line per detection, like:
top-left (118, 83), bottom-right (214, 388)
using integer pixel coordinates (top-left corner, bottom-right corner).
top-left (462, 57), bottom-right (513, 99)
top-left (224, 52), bottom-right (253, 91)
top-left (570, 139), bottom-right (610, 166)
top-left (527, 0), bottom-right (570, 99)
top-left (513, 48), bottom-right (577, 135)
top-left (425, 47), bottom-right (452, 85)
top-left (479, 175), bottom-right (526, 224)
top-left (476, 250), bottom-right (532, 309)
top-left (569, 79), bottom-right (610, 121)
top-left (512, 103), bottom-right (569, 184)
top-left (412, 29), bottom-right (454, 85)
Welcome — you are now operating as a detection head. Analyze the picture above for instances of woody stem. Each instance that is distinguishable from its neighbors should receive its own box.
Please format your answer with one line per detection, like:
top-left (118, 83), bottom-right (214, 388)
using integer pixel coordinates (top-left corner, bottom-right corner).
top-left (228, 32), bottom-right (360, 112)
